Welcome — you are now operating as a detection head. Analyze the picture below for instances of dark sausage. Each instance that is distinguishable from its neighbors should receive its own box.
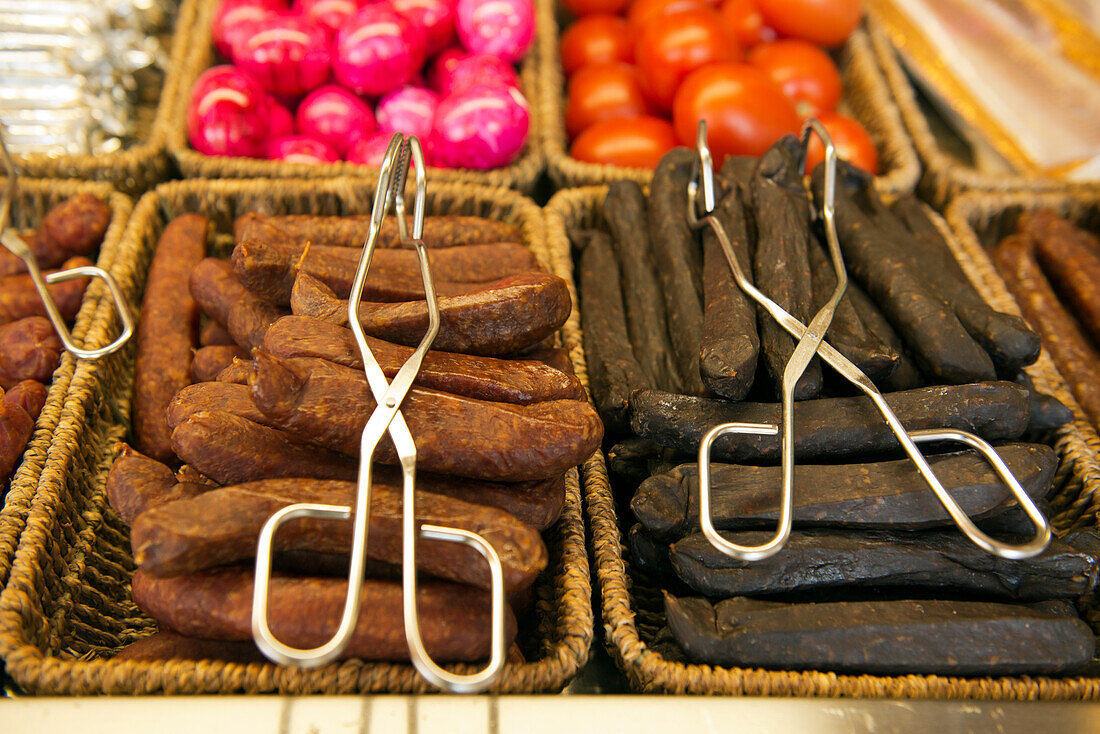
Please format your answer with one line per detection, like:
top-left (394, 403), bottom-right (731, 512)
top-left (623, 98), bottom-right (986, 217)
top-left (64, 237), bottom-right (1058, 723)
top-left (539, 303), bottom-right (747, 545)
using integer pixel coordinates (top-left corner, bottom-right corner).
top-left (630, 381), bottom-right (1030, 462)
top-left (132, 214), bottom-right (207, 464)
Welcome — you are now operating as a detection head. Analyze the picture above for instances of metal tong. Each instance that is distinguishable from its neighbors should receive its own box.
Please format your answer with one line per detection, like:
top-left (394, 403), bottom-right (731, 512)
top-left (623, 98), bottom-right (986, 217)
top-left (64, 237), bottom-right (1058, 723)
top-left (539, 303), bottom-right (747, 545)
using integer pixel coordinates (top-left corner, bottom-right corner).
top-left (252, 133), bottom-right (506, 694)
top-left (0, 126), bottom-right (131, 359)
top-left (687, 119), bottom-right (1051, 562)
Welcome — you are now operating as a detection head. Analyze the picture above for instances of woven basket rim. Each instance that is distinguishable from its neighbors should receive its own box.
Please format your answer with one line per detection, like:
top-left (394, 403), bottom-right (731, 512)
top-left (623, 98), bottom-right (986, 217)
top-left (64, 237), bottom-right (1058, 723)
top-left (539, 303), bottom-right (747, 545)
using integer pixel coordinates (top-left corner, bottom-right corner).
top-left (0, 179), bottom-right (133, 592)
top-left (538, 12), bottom-right (921, 196)
top-left (163, 0), bottom-right (546, 193)
top-left (5, 0), bottom-right (198, 193)
top-left (0, 176), bottom-right (594, 695)
top-left (865, 14), bottom-right (1100, 207)
top-left (547, 184), bottom-right (1100, 699)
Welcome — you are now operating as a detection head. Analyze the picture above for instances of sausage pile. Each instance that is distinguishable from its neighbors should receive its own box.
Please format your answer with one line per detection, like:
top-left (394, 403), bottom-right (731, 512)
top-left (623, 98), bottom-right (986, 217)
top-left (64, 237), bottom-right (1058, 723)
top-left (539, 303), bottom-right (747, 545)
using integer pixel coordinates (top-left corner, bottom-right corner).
top-left (0, 194), bottom-right (112, 494)
top-left (993, 210), bottom-right (1100, 428)
top-left (575, 141), bottom-right (1098, 675)
top-left (107, 211), bottom-right (603, 663)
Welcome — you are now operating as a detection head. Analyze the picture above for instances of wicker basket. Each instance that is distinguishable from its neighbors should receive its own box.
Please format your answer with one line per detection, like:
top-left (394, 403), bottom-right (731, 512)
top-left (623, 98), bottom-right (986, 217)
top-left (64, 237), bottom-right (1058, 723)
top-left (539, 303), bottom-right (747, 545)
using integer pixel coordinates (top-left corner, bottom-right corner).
top-left (0, 179), bottom-right (133, 593)
top-left (548, 184), bottom-right (1100, 698)
top-left (5, 1), bottom-right (197, 197)
top-left (0, 178), bottom-right (593, 695)
top-left (867, 14), bottom-right (1100, 209)
top-left (165, 0), bottom-right (546, 194)
top-left (539, 10), bottom-right (920, 196)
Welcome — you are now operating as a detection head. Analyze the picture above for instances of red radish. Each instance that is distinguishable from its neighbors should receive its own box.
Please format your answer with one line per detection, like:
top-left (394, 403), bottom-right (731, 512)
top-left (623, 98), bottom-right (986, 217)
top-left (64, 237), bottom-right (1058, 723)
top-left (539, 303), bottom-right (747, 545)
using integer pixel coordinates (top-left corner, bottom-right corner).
top-left (334, 4), bottom-right (427, 97)
top-left (454, 0), bottom-right (534, 63)
top-left (432, 84), bottom-right (528, 169)
top-left (265, 97), bottom-right (296, 138)
top-left (390, 0), bottom-right (456, 55)
top-left (346, 131), bottom-right (397, 166)
top-left (429, 51), bottom-right (519, 96)
top-left (376, 85), bottom-right (438, 138)
top-left (296, 85), bottom-right (378, 154)
top-left (293, 0), bottom-right (368, 35)
top-left (212, 0), bottom-right (285, 61)
top-left (266, 135), bottom-right (341, 163)
top-left (187, 66), bottom-right (270, 157)
top-left (234, 12), bottom-right (332, 97)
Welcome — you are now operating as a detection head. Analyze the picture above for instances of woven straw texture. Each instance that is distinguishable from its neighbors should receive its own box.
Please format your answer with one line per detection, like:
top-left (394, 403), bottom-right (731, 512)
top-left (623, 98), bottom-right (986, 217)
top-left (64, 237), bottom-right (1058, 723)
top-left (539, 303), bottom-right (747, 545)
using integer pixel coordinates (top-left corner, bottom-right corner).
top-left (867, 15), bottom-right (1100, 209)
top-left (5, 1), bottom-right (197, 197)
top-left (539, 11), bottom-right (920, 197)
top-left (547, 184), bottom-right (1100, 698)
top-left (0, 178), bottom-right (593, 695)
top-left (165, 0), bottom-right (546, 194)
top-left (0, 179), bottom-right (133, 593)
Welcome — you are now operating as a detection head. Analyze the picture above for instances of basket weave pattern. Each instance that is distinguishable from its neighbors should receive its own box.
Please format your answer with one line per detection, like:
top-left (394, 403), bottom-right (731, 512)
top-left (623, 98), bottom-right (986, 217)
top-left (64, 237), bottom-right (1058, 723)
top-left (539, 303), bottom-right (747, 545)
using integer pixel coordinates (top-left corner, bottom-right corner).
top-left (0, 178), bottom-right (593, 695)
top-left (548, 185), bottom-right (1100, 698)
top-left (538, 11), bottom-right (920, 197)
top-left (166, 0), bottom-right (546, 193)
top-left (0, 179), bottom-right (133, 593)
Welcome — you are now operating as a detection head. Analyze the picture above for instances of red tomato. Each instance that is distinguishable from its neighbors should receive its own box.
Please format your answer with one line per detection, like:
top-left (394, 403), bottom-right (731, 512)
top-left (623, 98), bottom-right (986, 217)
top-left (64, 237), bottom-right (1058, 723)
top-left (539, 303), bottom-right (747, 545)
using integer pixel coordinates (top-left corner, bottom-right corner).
top-left (748, 39), bottom-right (841, 117)
top-left (570, 115), bottom-right (679, 168)
top-left (561, 0), bottom-right (632, 16)
top-left (805, 112), bottom-right (879, 174)
top-left (719, 0), bottom-right (776, 48)
top-left (755, 0), bottom-right (861, 47)
top-left (671, 62), bottom-right (799, 163)
top-left (634, 9), bottom-right (740, 111)
top-left (560, 15), bottom-right (633, 77)
top-left (626, 0), bottom-right (711, 35)
top-left (565, 63), bottom-right (649, 137)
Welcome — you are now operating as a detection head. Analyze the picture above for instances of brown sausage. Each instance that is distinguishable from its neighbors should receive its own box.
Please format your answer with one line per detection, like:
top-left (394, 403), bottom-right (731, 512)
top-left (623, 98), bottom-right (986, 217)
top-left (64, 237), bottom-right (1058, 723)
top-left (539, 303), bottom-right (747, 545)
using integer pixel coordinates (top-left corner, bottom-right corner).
top-left (166, 381), bottom-right (271, 429)
top-left (234, 212), bottom-right (522, 249)
top-left (232, 239), bottom-right (539, 304)
top-left (1030, 219), bottom-right (1100, 348)
top-left (113, 630), bottom-right (267, 664)
top-left (132, 214), bottom-right (207, 464)
top-left (105, 444), bottom-right (211, 524)
top-left (249, 352), bottom-right (603, 481)
top-left (2, 380), bottom-right (48, 421)
top-left (0, 316), bottom-right (62, 389)
top-left (188, 258), bottom-right (285, 351)
top-left (190, 345), bottom-right (248, 383)
top-left (131, 478), bottom-right (548, 590)
top-left (175, 464), bottom-right (218, 487)
top-left (199, 320), bottom-right (234, 347)
top-left (132, 568), bottom-right (516, 662)
top-left (216, 359), bottom-right (251, 385)
top-left (994, 233), bottom-right (1100, 425)
top-left (0, 194), bottom-right (111, 276)
top-left (170, 410), bottom-right (360, 485)
top-left (0, 399), bottom-right (34, 485)
top-left (262, 316), bottom-right (584, 404)
top-left (290, 271), bottom-right (572, 356)
top-left (0, 256), bottom-right (92, 325)
top-left (1017, 209), bottom-right (1100, 260)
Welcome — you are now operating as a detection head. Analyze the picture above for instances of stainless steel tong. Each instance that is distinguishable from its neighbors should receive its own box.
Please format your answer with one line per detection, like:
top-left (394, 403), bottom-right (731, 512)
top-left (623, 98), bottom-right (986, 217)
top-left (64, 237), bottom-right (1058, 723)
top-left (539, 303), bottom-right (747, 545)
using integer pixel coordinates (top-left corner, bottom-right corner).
top-left (0, 126), bottom-right (131, 359)
top-left (687, 120), bottom-right (1051, 561)
top-left (252, 133), bottom-right (506, 693)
